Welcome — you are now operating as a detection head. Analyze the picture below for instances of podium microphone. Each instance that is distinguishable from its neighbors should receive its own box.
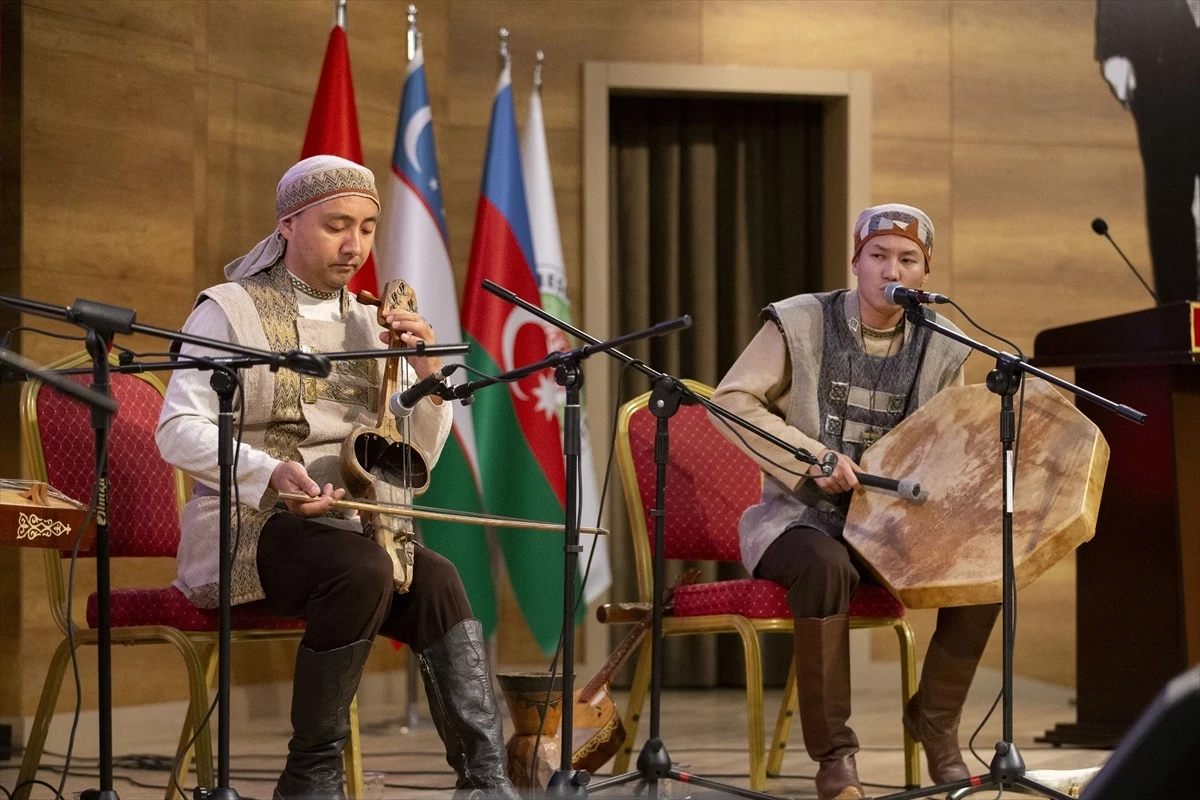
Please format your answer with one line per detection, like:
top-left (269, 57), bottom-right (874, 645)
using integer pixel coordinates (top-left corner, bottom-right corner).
top-left (1091, 218), bottom-right (1159, 305)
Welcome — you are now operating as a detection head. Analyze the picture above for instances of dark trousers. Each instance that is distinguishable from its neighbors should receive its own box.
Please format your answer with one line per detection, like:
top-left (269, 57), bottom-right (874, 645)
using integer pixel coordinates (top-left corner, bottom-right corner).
top-left (754, 525), bottom-right (875, 618)
top-left (256, 511), bottom-right (473, 653)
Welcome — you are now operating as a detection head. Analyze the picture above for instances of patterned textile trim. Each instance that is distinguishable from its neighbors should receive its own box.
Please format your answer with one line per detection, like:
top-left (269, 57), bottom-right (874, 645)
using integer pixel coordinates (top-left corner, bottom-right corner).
top-left (289, 271), bottom-right (341, 301)
top-left (243, 263), bottom-right (308, 463)
top-left (188, 506), bottom-right (273, 608)
top-left (860, 321), bottom-right (904, 340)
top-left (276, 167), bottom-right (379, 220)
top-left (301, 376), bottom-right (379, 410)
top-left (331, 356), bottom-right (378, 383)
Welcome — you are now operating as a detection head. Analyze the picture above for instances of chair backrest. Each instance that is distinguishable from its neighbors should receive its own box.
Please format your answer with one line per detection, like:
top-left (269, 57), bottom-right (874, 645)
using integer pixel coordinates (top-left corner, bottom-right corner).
top-left (21, 351), bottom-right (187, 560)
top-left (616, 380), bottom-right (764, 601)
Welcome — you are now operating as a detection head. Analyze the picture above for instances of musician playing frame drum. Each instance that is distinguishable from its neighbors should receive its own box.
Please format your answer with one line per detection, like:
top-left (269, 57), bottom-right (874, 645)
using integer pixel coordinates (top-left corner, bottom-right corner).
top-left (156, 156), bottom-right (518, 800)
top-left (711, 204), bottom-right (999, 800)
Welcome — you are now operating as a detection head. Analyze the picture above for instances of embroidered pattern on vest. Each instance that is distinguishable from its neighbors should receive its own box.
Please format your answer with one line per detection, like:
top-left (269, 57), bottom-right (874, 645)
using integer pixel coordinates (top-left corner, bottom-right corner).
top-left (242, 262), bottom-right (309, 464)
top-left (302, 377), bottom-right (379, 408)
top-left (815, 293), bottom-right (929, 467)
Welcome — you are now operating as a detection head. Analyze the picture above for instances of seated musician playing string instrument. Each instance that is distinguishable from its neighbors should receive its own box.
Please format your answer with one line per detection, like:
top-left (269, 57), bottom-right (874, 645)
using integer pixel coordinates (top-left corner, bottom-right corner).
top-left (157, 156), bottom-right (518, 800)
top-left (712, 204), bottom-right (1001, 800)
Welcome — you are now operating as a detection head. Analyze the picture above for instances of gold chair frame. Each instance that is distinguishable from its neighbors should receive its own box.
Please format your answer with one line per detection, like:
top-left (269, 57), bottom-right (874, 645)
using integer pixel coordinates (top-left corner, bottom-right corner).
top-left (605, 379), bottom-right (920, 790)
top-left (14, 351), bottom-right (364, 800)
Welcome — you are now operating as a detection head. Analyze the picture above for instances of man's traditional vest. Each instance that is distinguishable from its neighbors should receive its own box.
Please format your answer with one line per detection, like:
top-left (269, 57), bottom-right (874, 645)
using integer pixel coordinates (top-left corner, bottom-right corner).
top-left (738, 289), bottom-right (970, 575)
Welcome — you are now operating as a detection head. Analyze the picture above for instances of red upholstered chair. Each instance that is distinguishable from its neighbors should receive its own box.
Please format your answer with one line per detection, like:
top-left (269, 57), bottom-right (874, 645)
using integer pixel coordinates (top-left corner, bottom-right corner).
top-left (15, 351), bottom-right (364, 800)
top-left (603, 379), bottom-right (919, 790)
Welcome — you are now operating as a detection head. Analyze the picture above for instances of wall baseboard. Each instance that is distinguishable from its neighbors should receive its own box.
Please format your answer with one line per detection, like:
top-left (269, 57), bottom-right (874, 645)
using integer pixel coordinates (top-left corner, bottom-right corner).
top-left (8, 668), bottom-right (416, 758)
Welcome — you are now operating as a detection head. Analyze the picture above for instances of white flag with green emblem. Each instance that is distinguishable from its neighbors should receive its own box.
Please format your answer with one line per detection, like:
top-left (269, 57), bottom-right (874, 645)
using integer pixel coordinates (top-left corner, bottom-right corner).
top-left (521, 63), bottom-right (611, 603)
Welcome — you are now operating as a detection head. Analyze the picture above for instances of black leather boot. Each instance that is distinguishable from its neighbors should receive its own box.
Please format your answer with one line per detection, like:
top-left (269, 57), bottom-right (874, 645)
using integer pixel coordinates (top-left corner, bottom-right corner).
top-left (274, 639), bottom-right (373, 800)
top-left (420, 619), bottom-right (520, 800)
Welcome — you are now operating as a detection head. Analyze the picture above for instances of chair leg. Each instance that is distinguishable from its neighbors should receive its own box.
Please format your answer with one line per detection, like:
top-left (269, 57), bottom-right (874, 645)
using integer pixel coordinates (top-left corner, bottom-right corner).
top-left (731, 618), bottom-right (767, 792)
top-left (611, 639), bottom-right (653, 775)
top-left (165, 642), bottom-right (217, 800)
top-left (895, 619), bottom-right (921, 789)
top-left (767, 653), bottom-right (798, 777)
top-left (14, 637), bottom-right (75, 800)
top-left (343, 695), bottom-right (364, 799)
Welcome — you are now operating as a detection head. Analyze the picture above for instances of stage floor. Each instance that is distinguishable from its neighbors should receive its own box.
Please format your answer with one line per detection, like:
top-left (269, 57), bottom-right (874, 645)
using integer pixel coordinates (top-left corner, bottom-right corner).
top-left (2, 661), bottom-right (1110, 799)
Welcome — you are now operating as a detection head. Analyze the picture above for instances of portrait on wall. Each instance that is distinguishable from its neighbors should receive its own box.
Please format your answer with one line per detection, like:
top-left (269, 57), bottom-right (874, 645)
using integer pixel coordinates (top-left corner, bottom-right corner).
top-left (1095, 0), bottom-right (1200, 303)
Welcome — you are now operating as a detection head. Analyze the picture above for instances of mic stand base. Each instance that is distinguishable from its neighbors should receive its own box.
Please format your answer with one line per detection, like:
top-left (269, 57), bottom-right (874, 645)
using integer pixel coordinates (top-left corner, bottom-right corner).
top-left (589, 736), bottom-right (781, 800)
top-left (879, 742), bottom-right (1074, 800)
top-left (78, 790), bottom-right (120, 800)
top-left (588, 380), bottom-right (778, 800)
top-left (876, 336), bottom-right (1106, 800)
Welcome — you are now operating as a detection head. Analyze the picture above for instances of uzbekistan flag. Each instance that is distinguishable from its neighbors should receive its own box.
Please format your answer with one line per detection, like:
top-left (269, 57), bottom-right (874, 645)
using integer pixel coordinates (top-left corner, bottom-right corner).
top-left (374, 38), bottom-right (497, 635)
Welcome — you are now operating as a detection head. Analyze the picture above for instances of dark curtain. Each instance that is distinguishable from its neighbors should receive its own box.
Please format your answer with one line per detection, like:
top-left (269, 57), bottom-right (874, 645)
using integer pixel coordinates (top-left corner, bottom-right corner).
top-left (608, 94), bottom-right (824, 688)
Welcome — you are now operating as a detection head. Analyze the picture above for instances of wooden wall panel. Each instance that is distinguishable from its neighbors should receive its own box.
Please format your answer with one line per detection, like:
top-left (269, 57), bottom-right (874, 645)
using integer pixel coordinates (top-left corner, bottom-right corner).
top-left (951, 140), bottom-right (1153, 361)
top-left (25, 0), bottom-right (193, 44)
top-left (20, 4), bottom-right (196, 364)
top-left (871, 137), bottom-right (953, 289)
top-left (447, 0), bottom-right (703, 131)
top-left (8, 0), bottom-right (1155, 717)
top-left (951, 0), bottom-right (1137, 146)
top-left (701, 1), bottom-right (952, 141)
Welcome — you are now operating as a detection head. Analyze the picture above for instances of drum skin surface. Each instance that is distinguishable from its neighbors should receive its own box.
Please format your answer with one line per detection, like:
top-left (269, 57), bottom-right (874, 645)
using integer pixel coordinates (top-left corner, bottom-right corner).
top-left (844, 379), bottom-right (1109, 609)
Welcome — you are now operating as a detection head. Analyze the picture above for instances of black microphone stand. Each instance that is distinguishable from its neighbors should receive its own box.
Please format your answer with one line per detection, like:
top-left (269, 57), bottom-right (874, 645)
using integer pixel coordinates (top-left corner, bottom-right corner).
top-left (0, 291), bottom-right (265, 800)
top-left (475, 280), bottom-right (831, 800)
top-left (873, 304), bottom-right (1145, 800)
top-left (1, 289), bottom-right (467, 800)
top-left (440, 306), bottom-right (693, 799)
top-left (70, 341), bottom-right (466, 800)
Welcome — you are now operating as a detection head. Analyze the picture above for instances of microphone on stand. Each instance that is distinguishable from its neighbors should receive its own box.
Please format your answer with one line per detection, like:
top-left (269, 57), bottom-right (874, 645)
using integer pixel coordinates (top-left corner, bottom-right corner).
top-left (883, 283), bottom-right (951, 306)
top-left (389, 364), bottom-right (456, 418)
top-left (857, 472), bottom-right (923, 502)
top-left (1091, 218), bottom-right (1159, 305)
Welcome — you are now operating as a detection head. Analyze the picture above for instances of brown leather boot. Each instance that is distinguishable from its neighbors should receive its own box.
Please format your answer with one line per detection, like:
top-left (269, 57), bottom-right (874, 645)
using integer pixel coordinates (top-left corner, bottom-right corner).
top-left (795, 615), bottom-right (865, 800)
top-left (903, 604), bottom-right (1000, 783)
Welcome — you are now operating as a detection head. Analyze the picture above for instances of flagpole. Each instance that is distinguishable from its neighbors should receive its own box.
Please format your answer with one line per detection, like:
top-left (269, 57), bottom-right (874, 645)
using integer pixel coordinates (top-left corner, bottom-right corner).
top-left (401, 1), bottom-right (425, 735)
top-left (334, 0), bottom-right (347, 29)
top-left (498, 26), bottom-right (510, 70)
top-left (533, 49), bottom-right (544, 90)
top-left (406, 4), bottom-right (418, 62)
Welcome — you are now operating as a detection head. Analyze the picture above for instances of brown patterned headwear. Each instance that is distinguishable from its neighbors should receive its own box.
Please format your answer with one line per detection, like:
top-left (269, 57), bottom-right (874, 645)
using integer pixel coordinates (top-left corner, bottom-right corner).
top-left (852, 203), bottom-right (935, 273)
top-left (222, 156), bottom-right (380, 282)
top-left (275, 155), bottom-right (380, 221)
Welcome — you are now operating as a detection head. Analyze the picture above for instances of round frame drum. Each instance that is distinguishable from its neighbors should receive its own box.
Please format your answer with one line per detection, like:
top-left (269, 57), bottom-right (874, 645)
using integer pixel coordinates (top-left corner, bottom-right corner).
top-left (844, 379), bottom-right (1109, 609)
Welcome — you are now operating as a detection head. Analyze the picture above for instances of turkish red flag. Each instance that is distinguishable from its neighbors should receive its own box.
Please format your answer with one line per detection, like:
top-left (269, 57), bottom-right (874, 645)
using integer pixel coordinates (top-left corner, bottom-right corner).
top-left (301, 25), bottom-right (378, 295)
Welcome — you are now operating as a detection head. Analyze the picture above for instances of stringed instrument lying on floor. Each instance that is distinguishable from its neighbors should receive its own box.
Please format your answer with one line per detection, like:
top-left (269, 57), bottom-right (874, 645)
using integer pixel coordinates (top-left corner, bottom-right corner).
top-left (570, 568), bottom-right (700, 772)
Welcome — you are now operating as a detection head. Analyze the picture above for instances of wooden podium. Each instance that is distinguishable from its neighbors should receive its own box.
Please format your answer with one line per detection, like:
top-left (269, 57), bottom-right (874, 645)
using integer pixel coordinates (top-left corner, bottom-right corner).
top-left (1033, 302), bottom-right (1200, 748)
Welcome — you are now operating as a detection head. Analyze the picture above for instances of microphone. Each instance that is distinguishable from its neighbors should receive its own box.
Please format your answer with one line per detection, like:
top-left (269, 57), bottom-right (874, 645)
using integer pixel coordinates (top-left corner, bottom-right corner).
top-left (883, 283), bottom-right (951, 307)
top-left (819, 450), bottom-right (839, 477)
top-left (857, 472), bottom-right (923, 502)
top-left (389, 365), bottom-right (454, 418)
top-left (1090, 218), bottom-right (1159, 305)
